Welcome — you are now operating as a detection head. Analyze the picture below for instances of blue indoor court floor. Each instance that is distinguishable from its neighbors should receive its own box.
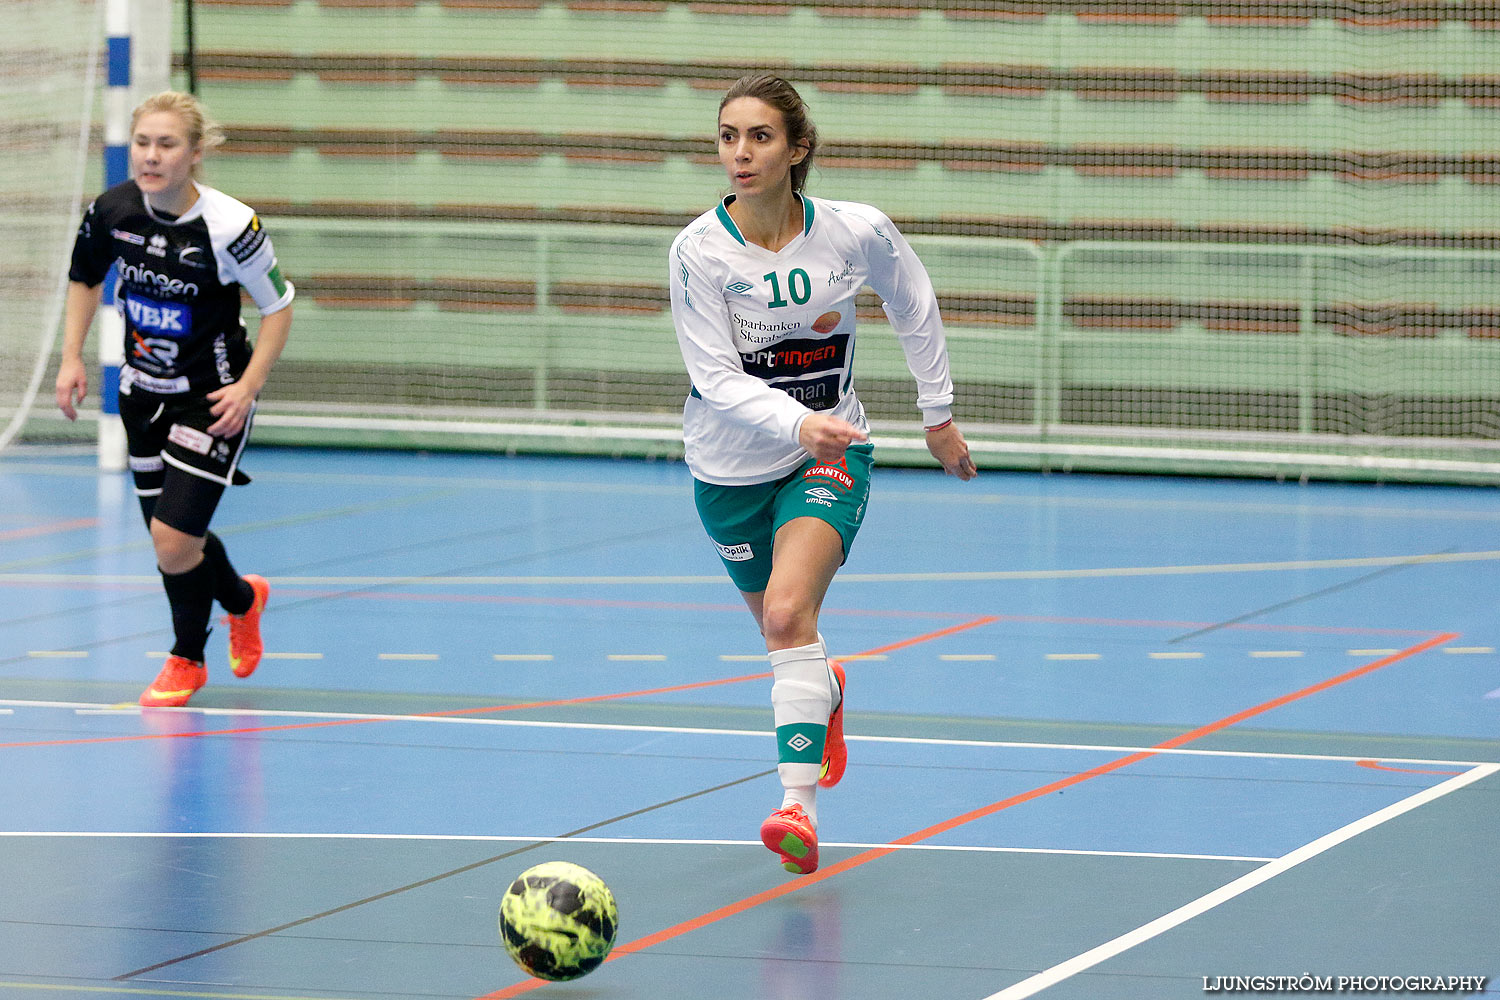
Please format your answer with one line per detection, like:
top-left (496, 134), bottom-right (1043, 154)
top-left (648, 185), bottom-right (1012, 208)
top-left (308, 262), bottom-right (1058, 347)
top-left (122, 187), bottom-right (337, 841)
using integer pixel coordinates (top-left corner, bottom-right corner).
top-left (0, 445), bottom-right (1496, 1000)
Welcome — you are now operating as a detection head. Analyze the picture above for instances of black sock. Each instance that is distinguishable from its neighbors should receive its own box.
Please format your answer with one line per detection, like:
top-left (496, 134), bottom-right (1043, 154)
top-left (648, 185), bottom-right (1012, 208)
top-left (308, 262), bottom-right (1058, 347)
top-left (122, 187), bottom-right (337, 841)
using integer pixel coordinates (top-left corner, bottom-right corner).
top-left (161, 558), bottom-right (216, 663)
top-left (202, 531), bottom-right (254, 616)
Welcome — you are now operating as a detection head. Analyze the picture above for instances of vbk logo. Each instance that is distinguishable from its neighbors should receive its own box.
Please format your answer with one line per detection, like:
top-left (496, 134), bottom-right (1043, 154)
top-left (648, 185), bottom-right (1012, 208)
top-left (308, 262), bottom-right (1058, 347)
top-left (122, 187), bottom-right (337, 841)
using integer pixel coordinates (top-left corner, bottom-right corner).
top-left (126, 295), bottom-right (192, 339)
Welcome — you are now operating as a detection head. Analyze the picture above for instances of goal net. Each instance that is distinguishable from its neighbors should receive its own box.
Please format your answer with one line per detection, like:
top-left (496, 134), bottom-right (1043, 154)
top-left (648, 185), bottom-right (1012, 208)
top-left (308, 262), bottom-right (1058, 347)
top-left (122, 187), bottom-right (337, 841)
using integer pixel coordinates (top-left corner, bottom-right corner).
top-left (0, 0), bottom-right (100, 452)
top-left (19, 2), bottom-right (1500, 483)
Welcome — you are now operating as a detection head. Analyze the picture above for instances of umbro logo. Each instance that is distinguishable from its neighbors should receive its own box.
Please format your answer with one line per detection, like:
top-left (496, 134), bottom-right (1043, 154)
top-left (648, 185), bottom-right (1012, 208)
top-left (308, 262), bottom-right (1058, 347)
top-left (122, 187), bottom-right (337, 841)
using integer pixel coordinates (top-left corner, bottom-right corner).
top-left (805, 487), bottom-right (837, 507)
top-left (786, 733), bottom-right (813, 753)
top-left (725, 281), bottom-right (753, 295)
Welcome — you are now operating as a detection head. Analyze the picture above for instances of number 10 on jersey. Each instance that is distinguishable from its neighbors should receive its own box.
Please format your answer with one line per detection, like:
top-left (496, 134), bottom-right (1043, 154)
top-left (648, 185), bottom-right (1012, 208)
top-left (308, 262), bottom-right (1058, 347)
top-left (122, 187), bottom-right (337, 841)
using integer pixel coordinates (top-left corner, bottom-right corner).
top-left (764, 269), bottom-right (811, 308)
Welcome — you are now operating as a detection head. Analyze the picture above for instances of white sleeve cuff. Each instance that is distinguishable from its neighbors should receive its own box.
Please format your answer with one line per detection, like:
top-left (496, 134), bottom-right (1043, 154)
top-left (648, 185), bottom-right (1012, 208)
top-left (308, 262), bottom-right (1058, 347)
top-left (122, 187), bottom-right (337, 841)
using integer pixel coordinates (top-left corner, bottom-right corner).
top-left (921, 405), bottom-right (953, 429)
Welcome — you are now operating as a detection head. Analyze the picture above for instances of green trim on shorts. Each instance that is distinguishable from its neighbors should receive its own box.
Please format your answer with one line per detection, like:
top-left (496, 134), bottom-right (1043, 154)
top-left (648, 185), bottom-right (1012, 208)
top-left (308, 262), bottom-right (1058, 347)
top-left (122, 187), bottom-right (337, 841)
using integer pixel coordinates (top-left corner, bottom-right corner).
top-left (694, 443), bottom-right (873, 593)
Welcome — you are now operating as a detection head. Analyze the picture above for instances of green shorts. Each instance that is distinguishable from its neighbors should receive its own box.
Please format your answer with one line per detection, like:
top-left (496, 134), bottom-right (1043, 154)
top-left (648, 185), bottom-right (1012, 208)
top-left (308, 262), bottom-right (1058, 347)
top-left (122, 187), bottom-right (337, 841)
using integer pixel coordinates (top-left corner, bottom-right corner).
top-left (694, 443), bottom-right (873, 593)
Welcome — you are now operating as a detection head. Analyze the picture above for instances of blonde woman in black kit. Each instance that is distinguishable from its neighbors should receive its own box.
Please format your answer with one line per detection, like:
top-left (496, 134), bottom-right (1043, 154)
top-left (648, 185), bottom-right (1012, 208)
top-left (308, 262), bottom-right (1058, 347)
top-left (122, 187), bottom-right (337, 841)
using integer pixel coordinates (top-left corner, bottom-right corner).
top-left (56, 92), bottom-right (294, 707)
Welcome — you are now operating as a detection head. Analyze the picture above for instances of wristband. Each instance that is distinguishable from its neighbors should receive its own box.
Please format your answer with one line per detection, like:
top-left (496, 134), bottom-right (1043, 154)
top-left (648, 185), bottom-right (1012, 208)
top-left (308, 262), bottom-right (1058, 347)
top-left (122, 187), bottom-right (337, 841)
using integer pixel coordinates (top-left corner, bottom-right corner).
top-left (924, 418), bottom-right (953, 432)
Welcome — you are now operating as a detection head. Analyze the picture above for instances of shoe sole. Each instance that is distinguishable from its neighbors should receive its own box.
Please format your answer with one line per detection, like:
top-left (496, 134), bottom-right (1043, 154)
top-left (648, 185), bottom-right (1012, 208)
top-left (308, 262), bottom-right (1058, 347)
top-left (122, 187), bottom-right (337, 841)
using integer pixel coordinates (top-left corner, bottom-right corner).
top-left (229, 575), bottom-right (269, 679)
top-left (139, 690), bottom-right (197, 708)
top-left (819, 661), bottom-right (847, 789)
top-left (760, 817), bottom-right (819, 875)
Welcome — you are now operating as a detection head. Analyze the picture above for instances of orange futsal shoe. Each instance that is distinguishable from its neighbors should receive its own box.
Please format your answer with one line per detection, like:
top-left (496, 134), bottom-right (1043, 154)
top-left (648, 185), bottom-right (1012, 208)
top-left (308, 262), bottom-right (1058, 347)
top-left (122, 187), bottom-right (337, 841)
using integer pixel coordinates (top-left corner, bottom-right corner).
top-left (760, 804), bottom-right (819, 875)
top-left (819, 660), bottom-right (847, 789)
top-left (226, 574), bottom-right (269, 678)
top-left (139, 655), bottom-right (207, 708)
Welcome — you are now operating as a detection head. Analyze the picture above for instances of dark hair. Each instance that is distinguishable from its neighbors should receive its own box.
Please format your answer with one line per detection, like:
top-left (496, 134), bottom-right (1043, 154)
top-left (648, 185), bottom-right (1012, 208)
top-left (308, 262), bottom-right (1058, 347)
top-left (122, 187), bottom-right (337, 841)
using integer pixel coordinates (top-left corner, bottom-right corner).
top-left (719, 74), bottom-right (818, 193)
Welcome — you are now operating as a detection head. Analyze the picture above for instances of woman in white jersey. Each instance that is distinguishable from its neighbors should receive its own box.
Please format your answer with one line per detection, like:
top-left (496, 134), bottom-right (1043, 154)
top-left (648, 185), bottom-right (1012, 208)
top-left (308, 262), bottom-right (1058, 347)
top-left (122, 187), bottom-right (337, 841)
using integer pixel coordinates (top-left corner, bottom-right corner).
top-left (669, 74), bottom-right (976, 876)
top-left (56, 92), bottom-right (293, 708)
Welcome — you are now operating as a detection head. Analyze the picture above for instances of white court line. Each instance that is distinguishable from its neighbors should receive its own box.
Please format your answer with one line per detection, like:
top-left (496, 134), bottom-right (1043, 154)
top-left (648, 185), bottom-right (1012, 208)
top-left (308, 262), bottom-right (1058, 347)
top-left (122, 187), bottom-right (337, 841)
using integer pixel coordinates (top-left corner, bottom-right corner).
top-left (5, 547), bottom-right (1500, 585)
top-left (0, 831), bottom-right (1273, 863)
top-left (3, 699), bottom-right (1493, 768)
top-left (981, 763), bottom-right (1500, 1000)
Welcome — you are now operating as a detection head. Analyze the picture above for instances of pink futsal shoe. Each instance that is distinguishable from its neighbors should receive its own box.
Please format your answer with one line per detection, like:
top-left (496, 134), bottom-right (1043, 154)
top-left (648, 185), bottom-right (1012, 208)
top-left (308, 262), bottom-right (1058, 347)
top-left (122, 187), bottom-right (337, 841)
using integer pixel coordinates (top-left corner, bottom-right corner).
top-left (226, 574), bottom-right (269, 678)
top-left (139, 655), bottom-right (207, 708)
top-left (819, 660), bottom-right (847, 789)
top-left (761, 804), bottom-right (819, 875)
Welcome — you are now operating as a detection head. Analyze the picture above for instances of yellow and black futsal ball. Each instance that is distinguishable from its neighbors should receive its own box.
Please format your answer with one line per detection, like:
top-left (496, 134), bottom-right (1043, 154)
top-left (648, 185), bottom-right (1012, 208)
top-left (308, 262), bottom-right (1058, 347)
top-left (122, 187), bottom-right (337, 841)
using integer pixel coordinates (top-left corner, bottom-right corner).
top-left (498, 861), bottom-right (618, 981)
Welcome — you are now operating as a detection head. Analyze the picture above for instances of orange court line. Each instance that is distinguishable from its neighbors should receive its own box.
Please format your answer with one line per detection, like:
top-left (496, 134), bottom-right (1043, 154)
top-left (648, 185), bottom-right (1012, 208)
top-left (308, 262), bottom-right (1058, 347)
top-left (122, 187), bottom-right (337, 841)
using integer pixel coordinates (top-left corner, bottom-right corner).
top-left (1356, 759), bottom-right (1466, 776)
top-left (0, 616), bottom-right (1001, 751)
top-left (475, 630), bottom-right (1459, 1000)
top-left (0, 518), bottom-right (97, 543)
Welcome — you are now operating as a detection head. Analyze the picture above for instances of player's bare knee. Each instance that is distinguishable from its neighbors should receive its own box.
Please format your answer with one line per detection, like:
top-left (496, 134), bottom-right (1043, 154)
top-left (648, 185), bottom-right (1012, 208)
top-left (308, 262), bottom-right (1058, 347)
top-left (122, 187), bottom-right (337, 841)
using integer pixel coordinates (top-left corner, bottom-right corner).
top-left (761, 600), bottom-right (817, 651)
top-left (150, 519), bottom-right (205, 574)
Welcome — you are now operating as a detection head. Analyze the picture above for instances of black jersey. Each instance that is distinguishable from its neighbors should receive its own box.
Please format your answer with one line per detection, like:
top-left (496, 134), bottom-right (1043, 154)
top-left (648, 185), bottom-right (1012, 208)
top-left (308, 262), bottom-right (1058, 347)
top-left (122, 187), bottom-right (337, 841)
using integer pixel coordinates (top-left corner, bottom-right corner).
top-left (68, 180), bottom-right (294, 396)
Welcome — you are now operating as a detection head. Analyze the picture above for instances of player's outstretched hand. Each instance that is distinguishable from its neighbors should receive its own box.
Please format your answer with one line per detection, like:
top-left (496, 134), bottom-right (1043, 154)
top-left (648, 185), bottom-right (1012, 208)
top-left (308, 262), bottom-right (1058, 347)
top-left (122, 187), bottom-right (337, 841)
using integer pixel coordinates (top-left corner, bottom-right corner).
top-left (55, 358), bottom-right (87, 422)
top-left (926, 421), bottom-right (977, 481)
top-left (798, 412), bottom-right (868, 463)
top-left (206, 381), bottom-right (257, 437)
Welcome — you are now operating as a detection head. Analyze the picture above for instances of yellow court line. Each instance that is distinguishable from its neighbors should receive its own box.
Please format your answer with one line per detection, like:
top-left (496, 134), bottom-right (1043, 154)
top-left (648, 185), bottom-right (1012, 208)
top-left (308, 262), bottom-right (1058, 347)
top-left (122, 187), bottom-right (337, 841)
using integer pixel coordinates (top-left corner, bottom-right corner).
top-left (1443, 646), bottom-right (1495, 654)
top-left (27, 651), bottom-right (87, 658)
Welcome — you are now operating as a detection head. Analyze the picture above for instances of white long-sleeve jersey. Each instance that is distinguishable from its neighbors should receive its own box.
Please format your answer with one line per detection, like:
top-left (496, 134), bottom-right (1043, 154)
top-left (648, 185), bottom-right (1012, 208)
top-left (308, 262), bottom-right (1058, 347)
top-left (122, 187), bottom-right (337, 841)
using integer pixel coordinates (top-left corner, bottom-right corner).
top-left (669, 194), bottom-right (956, 485)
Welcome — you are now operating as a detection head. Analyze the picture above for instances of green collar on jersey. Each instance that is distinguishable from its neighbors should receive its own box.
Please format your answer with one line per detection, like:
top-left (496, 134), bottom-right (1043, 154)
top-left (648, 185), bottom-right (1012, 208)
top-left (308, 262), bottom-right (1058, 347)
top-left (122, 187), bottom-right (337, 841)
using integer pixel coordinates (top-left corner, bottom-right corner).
top-left (715, 193), bottom-right (815, 247)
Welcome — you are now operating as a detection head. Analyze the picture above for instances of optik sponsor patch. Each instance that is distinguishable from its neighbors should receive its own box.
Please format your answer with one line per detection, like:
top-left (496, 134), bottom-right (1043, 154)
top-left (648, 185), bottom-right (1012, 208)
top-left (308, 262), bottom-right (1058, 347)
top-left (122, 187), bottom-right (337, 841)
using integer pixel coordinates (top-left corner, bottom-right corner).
top-left (714, 540), bottom-right (754, 562)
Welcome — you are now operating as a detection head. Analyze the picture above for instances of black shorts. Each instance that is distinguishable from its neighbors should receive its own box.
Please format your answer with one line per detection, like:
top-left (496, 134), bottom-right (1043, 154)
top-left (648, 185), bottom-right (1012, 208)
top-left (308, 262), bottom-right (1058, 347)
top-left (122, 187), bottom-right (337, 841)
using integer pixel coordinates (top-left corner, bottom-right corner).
top-left (120, 389), bottom-right (253, 531)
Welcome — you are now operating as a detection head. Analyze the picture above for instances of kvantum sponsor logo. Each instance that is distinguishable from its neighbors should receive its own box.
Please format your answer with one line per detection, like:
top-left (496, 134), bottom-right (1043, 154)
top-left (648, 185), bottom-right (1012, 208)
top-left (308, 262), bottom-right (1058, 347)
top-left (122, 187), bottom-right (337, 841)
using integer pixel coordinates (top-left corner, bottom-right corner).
top-left (803, 465), bottom-right (854, 488)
